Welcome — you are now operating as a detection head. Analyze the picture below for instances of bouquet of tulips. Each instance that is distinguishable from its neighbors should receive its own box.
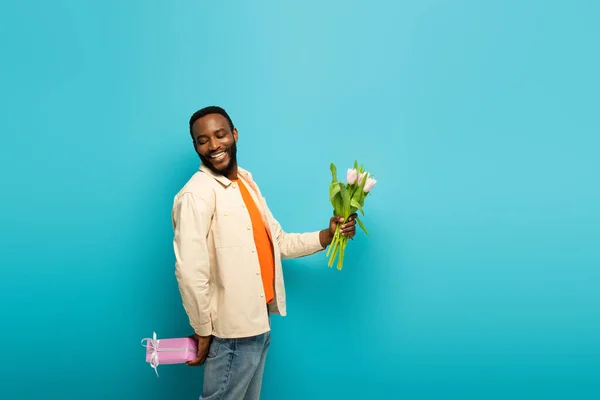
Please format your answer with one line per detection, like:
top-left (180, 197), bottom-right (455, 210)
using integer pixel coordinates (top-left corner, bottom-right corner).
top-left (326, 160), bottom-right (377, 270)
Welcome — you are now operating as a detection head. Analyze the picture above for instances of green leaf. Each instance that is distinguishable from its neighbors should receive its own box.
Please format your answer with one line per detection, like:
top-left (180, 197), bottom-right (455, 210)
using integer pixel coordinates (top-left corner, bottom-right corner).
top-left (330, 163), bottom-right (338, 183)
top-left (356, 216), bottom-right (369, 236)
top-left (336, 196), bottom-right (344, 216)
top-left (330, 183), bottom-right (344, 216)
top-left (351, 185), bottom-right (362, 200)
top-left (340, 184), bottom-right (351, 218)
top-left (350, 198), bottom-right (364, 215)
top-left (329, 182), bottom-right (341, 201)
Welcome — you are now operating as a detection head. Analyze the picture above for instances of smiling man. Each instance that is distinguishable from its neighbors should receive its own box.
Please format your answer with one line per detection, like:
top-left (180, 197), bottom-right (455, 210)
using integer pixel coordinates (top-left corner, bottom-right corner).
top-left (171, 106), bottom-right (356, 400)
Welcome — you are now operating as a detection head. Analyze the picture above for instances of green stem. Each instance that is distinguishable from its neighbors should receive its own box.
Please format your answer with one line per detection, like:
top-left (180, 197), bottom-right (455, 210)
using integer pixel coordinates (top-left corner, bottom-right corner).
top-left (327, 229), bottom-right (341, 267)
top-left (338, 235), bottom-right (347, 270)
top-left (326, 224), bottom-right (341, 257)
top-left (325, 236), bottom-right (333, 257)
top-left (328, 239), bottom-right (339, 267)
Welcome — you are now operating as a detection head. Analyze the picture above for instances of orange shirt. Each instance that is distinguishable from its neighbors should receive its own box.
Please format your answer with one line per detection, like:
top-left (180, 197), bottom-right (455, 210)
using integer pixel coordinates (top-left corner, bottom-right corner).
top-left (234, 178), bottom-right (275, 304)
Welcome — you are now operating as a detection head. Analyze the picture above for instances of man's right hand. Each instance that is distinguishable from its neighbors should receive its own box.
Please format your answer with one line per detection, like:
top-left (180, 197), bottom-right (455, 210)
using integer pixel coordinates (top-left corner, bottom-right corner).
top-left (187, 333), bottom-right (212, 366)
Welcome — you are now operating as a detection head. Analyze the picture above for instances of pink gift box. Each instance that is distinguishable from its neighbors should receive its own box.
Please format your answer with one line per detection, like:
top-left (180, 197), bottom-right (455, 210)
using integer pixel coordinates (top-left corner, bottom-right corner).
top-left (141, 332), bottom-right (197, 376)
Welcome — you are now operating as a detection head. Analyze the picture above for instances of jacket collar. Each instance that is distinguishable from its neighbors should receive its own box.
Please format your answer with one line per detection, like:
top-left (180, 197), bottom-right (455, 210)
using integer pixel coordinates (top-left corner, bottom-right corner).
top-left (199, 162), bottom-right (271, 241)
top-left (199, 163), bottom-right (252, 187)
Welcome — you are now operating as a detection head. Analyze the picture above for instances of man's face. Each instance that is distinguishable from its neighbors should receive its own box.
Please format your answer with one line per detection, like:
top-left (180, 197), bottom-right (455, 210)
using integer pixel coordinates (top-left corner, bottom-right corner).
top-left (191, 114), bottom-right (238, 176)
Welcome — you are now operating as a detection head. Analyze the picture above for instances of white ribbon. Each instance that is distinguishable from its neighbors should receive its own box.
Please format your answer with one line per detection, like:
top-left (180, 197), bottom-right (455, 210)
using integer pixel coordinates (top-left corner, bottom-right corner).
top-left (141, 332), bottom-right (161, 377)
top-left (141, 332), bottom-right (197, 377)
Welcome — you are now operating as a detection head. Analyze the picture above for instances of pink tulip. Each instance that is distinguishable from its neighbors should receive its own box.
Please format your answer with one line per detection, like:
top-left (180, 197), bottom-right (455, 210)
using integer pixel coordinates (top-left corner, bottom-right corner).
top-left (364, 177), bottom-right (377, 192)
top-left (346, 168), bottom-right (358, 184)
top-left (357, 171), bottom-right (369, 185)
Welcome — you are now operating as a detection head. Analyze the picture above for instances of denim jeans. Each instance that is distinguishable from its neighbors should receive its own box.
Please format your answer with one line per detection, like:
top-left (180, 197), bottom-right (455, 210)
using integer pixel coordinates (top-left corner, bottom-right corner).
top-left (200, 331), bottom-right (271, 400)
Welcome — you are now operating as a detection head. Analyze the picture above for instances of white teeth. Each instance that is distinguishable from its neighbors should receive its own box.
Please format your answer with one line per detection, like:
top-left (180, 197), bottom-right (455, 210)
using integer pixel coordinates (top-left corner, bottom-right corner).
top-left (211, 152), bottom-right (226, 160)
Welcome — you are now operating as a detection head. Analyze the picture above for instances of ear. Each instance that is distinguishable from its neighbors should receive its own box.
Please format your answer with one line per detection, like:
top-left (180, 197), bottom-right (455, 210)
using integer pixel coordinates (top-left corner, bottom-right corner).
top-left (233, 127), bottom-right (239, 142)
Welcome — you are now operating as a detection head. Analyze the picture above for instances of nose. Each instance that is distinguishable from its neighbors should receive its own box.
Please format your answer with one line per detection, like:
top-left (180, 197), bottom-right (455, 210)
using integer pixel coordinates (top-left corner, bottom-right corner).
top-left (208, 136), bottom-right (220, 150)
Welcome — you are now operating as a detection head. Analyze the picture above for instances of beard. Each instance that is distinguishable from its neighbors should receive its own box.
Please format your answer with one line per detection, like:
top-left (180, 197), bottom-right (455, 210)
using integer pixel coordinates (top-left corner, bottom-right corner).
top-left (199, 140), bottom-right (237, 177)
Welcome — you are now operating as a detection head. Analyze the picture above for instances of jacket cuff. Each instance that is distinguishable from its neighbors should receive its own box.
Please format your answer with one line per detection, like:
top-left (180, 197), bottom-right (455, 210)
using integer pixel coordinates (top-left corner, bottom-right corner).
top-left (310, 231), bottom-right (327, 252)
top-left (193, 320), bottom-right (212, 337)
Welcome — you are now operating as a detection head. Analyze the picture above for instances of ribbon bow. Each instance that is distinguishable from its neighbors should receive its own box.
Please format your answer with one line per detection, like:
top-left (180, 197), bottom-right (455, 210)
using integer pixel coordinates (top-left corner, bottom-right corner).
top-left (141, 332), bottom-right (161, 377)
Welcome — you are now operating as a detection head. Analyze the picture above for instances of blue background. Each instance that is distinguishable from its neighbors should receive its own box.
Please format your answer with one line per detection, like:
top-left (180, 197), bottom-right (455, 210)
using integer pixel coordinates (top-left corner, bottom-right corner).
top-left (1, 1), bottom-right (599, 399)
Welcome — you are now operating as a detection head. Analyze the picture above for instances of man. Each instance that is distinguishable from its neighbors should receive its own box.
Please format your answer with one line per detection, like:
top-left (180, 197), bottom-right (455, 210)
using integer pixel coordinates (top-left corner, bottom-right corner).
top-left (171, 106), bottom-right (356, 400)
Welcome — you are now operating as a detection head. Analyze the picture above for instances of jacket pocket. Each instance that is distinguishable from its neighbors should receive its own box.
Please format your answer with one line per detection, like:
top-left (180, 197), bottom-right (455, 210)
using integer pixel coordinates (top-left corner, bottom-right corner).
top-left (213, 206), bottom-right (251, 248)
top-left (207, 336), bottom-right (221, 358)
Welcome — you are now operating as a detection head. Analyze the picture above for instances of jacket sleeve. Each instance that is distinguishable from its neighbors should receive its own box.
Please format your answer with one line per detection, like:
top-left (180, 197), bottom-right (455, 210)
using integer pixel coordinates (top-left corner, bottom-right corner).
top-left (172, 192), bottom-right (213, 336)
top-left (262, 197), bottom-right (326, 260)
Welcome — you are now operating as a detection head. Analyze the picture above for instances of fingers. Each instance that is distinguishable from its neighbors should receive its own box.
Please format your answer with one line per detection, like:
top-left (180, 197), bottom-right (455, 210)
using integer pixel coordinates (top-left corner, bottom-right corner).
top-left (340, 218), bottom-right (356, 236)
top-left (186, 355), bottom-right (204, 366)
top-left (331, 214), bottom-right (357, 238)
top-left (186, 350), bottom-right (208, 366)
top-left (333, 214), bottom-right (356, 223)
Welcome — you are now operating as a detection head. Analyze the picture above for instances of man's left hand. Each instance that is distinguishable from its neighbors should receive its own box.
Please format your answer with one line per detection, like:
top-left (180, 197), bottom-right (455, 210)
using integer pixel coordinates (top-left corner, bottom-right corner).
top-left (330, 213), bottom-right (357, 239)
top-left (320, 213), bottom-right (358, 247)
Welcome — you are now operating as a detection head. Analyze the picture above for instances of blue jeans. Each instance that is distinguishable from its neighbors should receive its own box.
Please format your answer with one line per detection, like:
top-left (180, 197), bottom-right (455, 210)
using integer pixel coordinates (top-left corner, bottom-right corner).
top-left (200, 331), bottom-right (271, 400)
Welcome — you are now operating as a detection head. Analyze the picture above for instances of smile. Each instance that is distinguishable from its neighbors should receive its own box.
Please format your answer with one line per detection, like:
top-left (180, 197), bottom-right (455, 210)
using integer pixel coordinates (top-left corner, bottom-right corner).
top-left (211, 151), bottom-right (226, 161)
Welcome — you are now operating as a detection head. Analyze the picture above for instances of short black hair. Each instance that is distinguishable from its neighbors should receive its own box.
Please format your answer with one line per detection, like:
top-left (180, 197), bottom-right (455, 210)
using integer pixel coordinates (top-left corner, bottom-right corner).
top-left (189, 106), bottom-right (234, 140)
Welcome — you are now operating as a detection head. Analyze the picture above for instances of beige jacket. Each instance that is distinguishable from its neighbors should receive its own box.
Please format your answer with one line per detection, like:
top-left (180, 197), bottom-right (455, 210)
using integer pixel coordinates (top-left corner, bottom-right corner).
top-left (172, 164), bottom-right (325, 338)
